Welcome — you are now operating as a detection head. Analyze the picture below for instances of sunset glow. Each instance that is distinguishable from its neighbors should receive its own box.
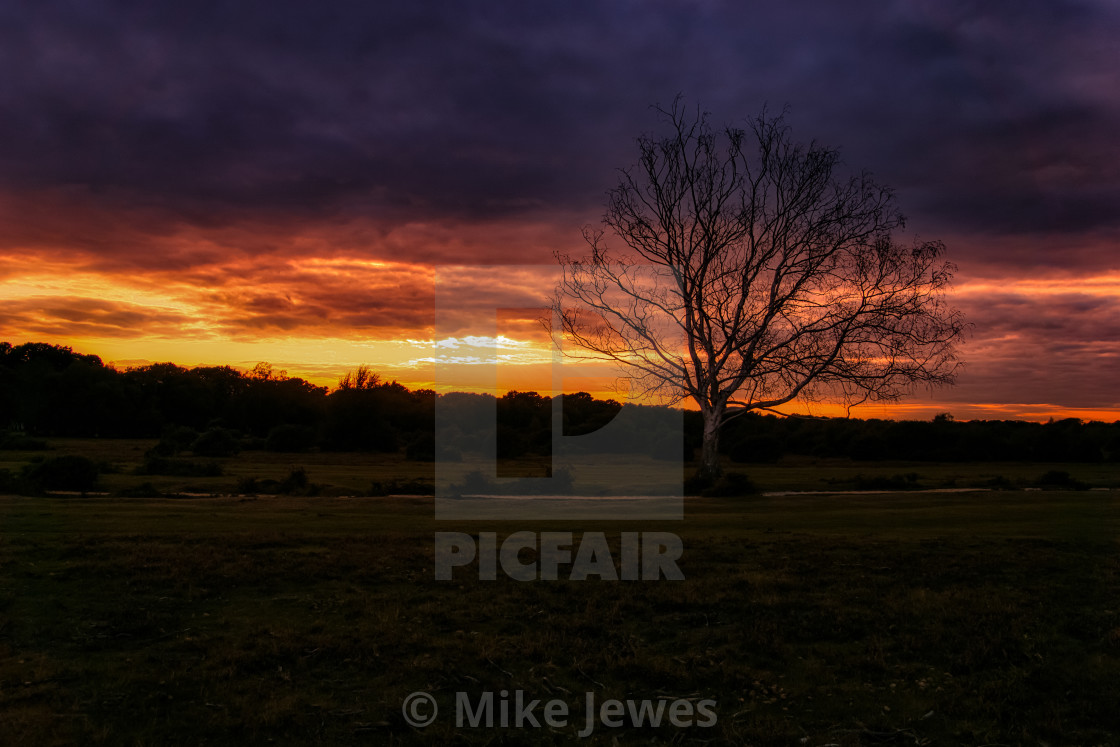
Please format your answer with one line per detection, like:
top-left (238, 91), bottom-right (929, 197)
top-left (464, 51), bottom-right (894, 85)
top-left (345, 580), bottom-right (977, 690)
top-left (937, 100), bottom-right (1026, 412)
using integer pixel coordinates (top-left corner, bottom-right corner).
top-left (2, 2), bottom-right (1118, 423)
top-left (3, 253), bottom-right (1120, 421)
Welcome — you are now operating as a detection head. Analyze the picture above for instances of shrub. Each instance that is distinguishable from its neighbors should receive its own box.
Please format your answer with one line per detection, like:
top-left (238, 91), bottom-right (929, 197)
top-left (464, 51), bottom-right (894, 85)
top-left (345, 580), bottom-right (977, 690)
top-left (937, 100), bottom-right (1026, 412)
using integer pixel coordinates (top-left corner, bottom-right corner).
top-left (853, 473), bottom-right (920, 491)
top-left (190, 428), bottom-right (240, 457)
top-left (450, 470), bottom-right (495, 496)
top-left (116, 482), bottom-right (164, 498)
top-left (240, 437), bottom-right (269, 451)
top-left (1036, 470), bottom-right (1089, 490)
top-left (479, 466), bottom-right (577, 496)
top-left (236, 477), bottom-right (278, 495)
top-left (0, 434), bottom-right (49, 451)
top-left (684, 470), bottom-right (759, 497)
top-left (149, 426), bottom-right (200, 456)
top-left (984, 475), bottom-right (1014, 490)
top-left (278, 466), bottom-right (311, 494)
top-left (702, 471), bottom-right (757, 497)
top-left (239, 468), bottom-right (322, 496)
top-left (683, 471), bottom-right (713, 496)
top-left (266, 424), bottom-right (317, 453)
top-left (23, 455), bottom-right (99, 492)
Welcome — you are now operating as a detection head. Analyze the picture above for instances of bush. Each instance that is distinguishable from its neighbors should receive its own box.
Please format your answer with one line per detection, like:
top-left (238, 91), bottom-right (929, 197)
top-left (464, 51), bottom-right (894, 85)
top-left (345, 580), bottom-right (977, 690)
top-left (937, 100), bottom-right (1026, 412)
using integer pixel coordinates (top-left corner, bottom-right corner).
top-left (23, 455), bottom-right (99, 492)
top-left (683, 471), bottom-right (713, 496)
top-left (236, 477), bottom-right (278, 495)
top-left (266, 424), bottom-right (317, 453)
top-left (684, 470), bottom-right (758, 497)
top-left (451, 470), bottom-right (495, 496)
top-left (116, 482), bottom-right (164, 498)
top-left (984, 475), bottom-right (1014, 490)
top-left (1036, 470), bottom-right (1089, 490)
top-left (190, 428), bottom-right (240, 457)
top-left (0, 434), bottom-right (49, 451)
top-left (149, 426), bottom-right (200, 456)
top-left (278, 466), bottom-right (311, 494)
top-left (511, 465), bottom-right (574, 494)
top-left (239, 468), bottom-right (322, 496)
top-left (240, 437), bottom-right (269, 451)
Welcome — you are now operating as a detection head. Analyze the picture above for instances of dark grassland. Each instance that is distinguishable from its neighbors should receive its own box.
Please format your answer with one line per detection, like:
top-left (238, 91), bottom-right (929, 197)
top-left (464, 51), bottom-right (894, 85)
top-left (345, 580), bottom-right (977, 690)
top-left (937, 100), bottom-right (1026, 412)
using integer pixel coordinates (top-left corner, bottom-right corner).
top-left (0, 443), bottom-right (1117, 745)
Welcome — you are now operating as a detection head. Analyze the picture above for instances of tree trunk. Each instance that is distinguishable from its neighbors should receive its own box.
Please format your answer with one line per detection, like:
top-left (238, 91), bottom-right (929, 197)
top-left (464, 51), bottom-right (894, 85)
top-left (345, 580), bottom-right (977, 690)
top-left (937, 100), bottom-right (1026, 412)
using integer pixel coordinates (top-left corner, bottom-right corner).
top-left (697, 406), bottom-right (723, 482)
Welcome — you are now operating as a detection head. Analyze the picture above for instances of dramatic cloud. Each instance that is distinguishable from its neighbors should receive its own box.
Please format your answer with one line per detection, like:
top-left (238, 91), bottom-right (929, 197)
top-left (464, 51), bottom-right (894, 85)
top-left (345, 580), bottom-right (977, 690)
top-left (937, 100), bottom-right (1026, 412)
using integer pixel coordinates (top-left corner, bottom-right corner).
top-left (0, 297), bottom-right (203, 339)
top-left (1, 0), bottom-right (1118, 416)
top-left (4, 1), bottom-right (1116, 242)
top-left (948, 281), bottom-right (1120, 410)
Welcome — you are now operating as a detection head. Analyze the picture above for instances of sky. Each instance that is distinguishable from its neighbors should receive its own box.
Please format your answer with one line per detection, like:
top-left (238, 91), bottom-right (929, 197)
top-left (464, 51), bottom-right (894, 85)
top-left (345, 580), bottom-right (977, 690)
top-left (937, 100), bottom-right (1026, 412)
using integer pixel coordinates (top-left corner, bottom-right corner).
top-left (1, 0), bottom-right (1118, 421)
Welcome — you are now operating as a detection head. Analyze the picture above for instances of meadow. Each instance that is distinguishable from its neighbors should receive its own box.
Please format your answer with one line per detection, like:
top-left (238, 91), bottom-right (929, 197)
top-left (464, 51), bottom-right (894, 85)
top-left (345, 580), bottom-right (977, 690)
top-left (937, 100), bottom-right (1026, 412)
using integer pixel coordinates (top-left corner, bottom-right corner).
top-left (0, 440), bottom-right (1118, 745)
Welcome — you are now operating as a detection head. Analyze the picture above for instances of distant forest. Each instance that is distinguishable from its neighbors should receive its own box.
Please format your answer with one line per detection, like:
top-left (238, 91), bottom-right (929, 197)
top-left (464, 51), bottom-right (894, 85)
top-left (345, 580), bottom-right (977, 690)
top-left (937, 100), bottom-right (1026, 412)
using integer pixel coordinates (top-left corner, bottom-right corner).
top-left (3, 342), bottom-right (1119, 463)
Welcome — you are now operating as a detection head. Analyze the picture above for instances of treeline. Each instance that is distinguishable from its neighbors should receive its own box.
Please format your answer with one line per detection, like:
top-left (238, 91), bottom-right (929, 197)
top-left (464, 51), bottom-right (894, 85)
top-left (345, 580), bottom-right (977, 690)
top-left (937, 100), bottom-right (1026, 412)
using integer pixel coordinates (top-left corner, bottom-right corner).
top-left (715, 412), bottom-right (1120, 463)
top-left (3, 342), bottom-right (1120, 462)
top-left (0, 342), bottom-right (671, 460)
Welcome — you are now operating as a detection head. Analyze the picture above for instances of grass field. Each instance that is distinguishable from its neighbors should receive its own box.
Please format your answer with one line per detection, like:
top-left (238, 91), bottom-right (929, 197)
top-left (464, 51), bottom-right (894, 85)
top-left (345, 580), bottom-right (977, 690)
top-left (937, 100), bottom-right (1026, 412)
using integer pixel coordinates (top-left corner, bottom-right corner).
top-left (4, 437), bottom-right (1119, 496)
top-left (1, 442), bottom-right (1118, 744)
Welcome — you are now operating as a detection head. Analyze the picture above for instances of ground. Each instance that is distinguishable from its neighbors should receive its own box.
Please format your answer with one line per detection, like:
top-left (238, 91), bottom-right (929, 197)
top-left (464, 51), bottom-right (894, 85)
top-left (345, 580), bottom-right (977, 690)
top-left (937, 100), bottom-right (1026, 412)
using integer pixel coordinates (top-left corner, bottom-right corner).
top-left (0, 441), bottom-right (1118, 744)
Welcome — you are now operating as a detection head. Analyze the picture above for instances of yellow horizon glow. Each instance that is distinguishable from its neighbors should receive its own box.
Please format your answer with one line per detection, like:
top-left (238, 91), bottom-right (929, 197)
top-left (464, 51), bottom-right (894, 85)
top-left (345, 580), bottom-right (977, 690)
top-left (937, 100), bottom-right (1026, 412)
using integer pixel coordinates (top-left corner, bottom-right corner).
top-left (3, 259), bottom-right (1119, 424)
top-left (6, 331), bottom-right (1117, 423)
top-left (954, 275), bottom-right (1120, 296)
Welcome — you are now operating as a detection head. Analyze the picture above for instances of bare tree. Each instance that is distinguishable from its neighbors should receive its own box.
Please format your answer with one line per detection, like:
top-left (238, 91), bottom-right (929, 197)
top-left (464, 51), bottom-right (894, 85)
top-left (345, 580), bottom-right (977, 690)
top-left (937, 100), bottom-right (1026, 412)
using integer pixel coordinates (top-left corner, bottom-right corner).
top-left (552, 100), bottom-right (965, 481)
top-left (337, 365), bottom-right (380, 391)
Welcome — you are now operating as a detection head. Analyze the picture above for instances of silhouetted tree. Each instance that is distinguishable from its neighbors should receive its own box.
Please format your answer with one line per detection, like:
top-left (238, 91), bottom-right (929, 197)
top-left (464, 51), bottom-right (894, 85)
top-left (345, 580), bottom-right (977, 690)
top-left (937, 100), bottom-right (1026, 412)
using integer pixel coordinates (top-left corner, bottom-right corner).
top-left (553, 100), bottom-right (965, 480)
top-left (323, 369), bottom-right (408, 451)
top-left (7, 341), bottom-right (1119, 468)
top-left (337, 365), bottom-right (379, 390)
top-left (496, 390), bottom-right (552, 457)
top-left (561, 391), bottom-right (622, 436)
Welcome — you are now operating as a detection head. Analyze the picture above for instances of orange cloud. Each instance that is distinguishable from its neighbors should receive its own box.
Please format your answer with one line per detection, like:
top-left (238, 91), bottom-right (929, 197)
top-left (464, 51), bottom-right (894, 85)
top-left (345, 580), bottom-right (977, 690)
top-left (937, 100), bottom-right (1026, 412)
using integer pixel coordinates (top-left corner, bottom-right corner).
top-left (3, 201), bottom-right (1119, 422)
